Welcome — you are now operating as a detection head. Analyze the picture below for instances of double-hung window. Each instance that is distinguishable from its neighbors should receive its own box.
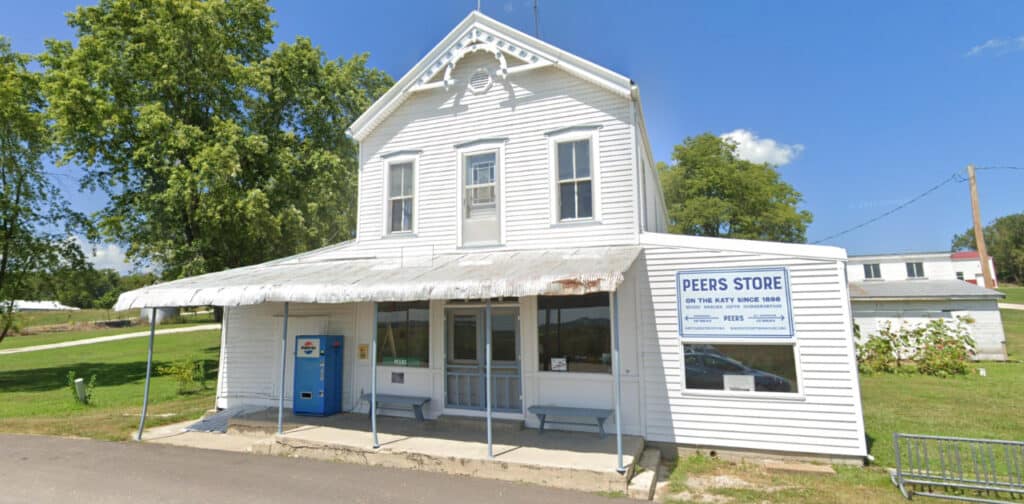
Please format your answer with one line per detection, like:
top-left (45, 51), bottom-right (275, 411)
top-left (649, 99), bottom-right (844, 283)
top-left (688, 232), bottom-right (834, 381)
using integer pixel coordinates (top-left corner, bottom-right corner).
top-left (465, 152), bottom-right (497, 219)
top-left (863, 263), bottom-right (881, 280)
top-left (906, 262), bottom-right (925, 279)
top-left (388, 162), bottom-right (414, 233)
top-left (556, 139), bottom-right (594, 221)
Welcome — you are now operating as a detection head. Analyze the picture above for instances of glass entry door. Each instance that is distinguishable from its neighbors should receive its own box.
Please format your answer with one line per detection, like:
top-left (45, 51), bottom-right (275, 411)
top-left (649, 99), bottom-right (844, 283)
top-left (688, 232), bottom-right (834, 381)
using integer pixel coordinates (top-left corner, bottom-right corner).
top-left (445, 307), bottom-right (521, 412)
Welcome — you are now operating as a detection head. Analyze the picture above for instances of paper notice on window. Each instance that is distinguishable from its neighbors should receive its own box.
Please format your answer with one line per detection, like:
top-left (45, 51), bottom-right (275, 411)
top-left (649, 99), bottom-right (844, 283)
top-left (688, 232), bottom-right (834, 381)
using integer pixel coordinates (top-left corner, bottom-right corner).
top-left (550, 357), bottom-right (568, 372)
top-left (723, 374), bottom-right (755, 392)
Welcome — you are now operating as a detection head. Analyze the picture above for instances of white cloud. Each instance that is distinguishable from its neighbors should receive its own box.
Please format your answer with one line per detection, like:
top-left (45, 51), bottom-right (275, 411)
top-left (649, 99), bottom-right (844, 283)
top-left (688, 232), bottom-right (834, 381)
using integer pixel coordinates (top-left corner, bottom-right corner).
top-left (74, 236), bottom-right (135, 275)
top-left (966, 35), bottom-right (1024, 57)
top-left (720, 129), bottom-right (804, 166)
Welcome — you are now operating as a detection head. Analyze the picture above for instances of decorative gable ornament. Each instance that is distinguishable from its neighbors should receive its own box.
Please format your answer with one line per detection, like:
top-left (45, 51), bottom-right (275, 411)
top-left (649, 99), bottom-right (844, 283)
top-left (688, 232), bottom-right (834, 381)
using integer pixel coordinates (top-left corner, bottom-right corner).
top-left (347, 11), bottom-right (634, 142)
top-left (440, 31), bottom-right (509, 91)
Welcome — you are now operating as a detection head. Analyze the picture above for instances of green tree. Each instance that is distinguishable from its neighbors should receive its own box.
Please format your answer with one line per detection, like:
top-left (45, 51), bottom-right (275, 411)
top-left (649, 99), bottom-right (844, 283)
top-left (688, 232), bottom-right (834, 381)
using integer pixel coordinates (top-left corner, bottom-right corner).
top-left (658, 133), bottom-right (813, 242)
top-left (42, 0), bottom-right (392, 280)
top-left (952, 212), bottom-right (1024, 285)
top-left (0, 37), bottom-right (86, 343)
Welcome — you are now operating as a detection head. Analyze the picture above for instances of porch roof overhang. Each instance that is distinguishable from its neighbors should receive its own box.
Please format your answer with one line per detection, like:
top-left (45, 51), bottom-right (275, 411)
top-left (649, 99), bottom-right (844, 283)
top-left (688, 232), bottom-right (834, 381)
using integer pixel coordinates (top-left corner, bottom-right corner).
top-left (113, 245), bottom-right (642, 311)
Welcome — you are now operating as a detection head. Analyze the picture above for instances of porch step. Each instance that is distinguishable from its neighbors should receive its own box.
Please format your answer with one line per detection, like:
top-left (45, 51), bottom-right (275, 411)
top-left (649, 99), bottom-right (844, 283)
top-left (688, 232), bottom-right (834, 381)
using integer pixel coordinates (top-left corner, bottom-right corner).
top-left (627, 448), bottom-right (662, 500)
top-left (435, 415), bottom-right (524, 433)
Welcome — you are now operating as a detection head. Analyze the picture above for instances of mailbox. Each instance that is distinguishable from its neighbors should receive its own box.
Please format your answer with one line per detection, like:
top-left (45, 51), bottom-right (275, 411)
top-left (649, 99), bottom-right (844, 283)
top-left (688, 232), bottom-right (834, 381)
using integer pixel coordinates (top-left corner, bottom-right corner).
top-left (293, 335), bottom-right (343, 416)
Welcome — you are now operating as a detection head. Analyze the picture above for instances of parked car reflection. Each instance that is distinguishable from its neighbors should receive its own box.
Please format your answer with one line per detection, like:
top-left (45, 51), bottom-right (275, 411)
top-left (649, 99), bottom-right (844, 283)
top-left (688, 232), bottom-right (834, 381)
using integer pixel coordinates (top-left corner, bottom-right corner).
top-left (683, 348), bottom-right (794, 392)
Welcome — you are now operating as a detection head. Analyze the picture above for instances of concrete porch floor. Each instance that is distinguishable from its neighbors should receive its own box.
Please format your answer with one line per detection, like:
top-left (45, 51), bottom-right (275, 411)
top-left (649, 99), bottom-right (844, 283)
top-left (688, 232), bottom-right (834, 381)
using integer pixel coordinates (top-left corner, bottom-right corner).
top-left (230, 408), bottom-right (645, 493)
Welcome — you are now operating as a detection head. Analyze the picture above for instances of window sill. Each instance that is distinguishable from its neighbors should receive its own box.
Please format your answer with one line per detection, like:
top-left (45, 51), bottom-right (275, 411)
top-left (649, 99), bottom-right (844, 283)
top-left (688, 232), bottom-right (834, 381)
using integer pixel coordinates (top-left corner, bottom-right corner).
top-left (457, 242), bottom-right (505, 251)
top-left (537, 370), bottom-right (613, 377)
top-left (681, 389), bottom-right (806, 402)
top-left (382, 232), bottom-right (418, 239)
top-left (550, 219), bottom-right (602, 229)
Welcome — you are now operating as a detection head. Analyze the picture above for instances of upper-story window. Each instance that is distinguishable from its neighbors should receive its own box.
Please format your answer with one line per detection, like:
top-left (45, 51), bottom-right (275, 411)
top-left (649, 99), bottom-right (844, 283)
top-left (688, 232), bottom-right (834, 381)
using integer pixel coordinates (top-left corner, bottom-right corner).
top-left (956, 271), bottom-right (965, 281)
top-left (465, 152), bottom-right (497, 219)
top-left (557, 139), bottom-right (594, 221)
top-left (863, 263), bottom-right (881, 280)
top-left (457, 139), bottom-right (505, 246)
top-left (387, 161), bottom-right (415, 234)
top-left (906, 262), bottom-right (925, 278)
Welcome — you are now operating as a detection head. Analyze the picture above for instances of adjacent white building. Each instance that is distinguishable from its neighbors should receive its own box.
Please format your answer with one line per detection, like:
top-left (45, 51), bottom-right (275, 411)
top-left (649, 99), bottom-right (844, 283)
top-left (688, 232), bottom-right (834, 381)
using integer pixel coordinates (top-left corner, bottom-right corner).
top-left (117, 12), bottom-right (867, 463)
top-left (847, 252), bottom-right (1006, 360)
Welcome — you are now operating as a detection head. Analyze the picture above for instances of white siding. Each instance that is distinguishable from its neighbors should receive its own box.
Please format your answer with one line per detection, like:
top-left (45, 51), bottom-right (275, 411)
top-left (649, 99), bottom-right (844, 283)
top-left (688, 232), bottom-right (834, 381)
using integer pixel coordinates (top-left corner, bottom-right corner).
top-left (356, 52), bottom-right (638, 253)
top-left (637, 237), bottom-right (867, 458)
top-left (852, 299), bottom-right (1007, 360)
top-left (216, 303), bottom-right (358, 410)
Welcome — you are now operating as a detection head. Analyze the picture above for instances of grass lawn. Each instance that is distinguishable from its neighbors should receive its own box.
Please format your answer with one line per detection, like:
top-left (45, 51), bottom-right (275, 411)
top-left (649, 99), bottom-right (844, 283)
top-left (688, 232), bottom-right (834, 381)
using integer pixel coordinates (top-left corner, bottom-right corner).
top-left (664, 309), bottom-right (1024, 503)
top-left (0, 322), bottom-right (216, 350)
top-left (1004, 308), bottom-right (1024, 360)
top-left (14, 308), bottom-right (137, 327)
top-left (998, 285), bottom-right (1024, 304)
top-left (13, 308), bottom-right (215, 330)
top-left (0, 330), bottom-right (220, 440)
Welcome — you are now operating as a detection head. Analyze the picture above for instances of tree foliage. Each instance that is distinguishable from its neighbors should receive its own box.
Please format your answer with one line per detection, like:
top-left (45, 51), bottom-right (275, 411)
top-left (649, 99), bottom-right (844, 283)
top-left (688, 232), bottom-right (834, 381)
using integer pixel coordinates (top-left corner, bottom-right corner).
top-left (658, 133), bottom-right (812, 243)
top-left (41, 0), bottom-right (392, 280)
top-left (952, 212), bottom-right (1024, 285)
top-left (0, 37), bottom-right (86, 343)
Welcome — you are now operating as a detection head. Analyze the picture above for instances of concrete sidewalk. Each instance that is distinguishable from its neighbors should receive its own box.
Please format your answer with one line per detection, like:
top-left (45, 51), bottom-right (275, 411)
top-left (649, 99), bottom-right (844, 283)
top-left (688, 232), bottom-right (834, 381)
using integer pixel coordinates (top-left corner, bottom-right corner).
top-left (0, 324), bottom-right (220, 355)
top-left (1000, 303), bottom-right (1024, 311)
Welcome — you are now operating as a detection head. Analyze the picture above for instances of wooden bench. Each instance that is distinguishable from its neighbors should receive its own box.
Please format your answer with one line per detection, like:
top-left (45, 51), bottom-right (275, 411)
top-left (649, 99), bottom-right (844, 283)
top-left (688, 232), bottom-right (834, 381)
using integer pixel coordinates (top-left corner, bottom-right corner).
top-left (361, 393), bottom-right (431, 421)
top-left (891, 433), bottom-right (1024, 502)
top-left (527, 405), bottom-right (614, 437)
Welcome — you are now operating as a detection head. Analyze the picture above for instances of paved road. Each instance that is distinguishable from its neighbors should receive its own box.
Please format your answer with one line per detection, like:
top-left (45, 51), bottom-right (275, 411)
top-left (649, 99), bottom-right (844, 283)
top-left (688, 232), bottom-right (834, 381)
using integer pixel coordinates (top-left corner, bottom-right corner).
top-left (0, 324), bottom-right (220, 355)
top-left (0, 435), bottom-right (617, 504)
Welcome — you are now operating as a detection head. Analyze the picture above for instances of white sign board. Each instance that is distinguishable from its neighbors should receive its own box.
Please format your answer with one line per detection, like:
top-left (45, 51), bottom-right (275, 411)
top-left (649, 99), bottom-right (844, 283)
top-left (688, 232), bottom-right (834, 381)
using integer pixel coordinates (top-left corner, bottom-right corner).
top-left (677, 267), bottom-right (794, 339)
top-left (723, 374), bottom-right (755, 392)
top-left (550, 357), bottom-right (568, 372)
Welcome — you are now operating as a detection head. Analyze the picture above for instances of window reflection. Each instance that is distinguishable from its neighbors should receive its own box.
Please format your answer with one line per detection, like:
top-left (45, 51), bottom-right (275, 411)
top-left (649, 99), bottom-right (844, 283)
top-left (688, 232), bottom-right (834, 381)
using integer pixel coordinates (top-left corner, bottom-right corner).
top-left (683, 344), bottom-right (797, 393)
top-left (538, 293), bottom-right (611, 373)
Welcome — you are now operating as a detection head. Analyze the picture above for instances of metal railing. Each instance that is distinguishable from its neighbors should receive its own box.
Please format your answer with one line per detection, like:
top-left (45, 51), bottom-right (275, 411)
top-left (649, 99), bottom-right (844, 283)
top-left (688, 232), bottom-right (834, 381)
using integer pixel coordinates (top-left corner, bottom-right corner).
top-left (892, 433), bottom-right (1024, 503)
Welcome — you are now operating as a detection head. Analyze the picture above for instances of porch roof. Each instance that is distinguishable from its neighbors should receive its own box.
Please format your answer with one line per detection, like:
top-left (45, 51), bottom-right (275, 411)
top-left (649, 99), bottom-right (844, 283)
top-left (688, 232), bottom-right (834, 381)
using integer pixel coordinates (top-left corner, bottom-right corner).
top-left (113, 245), bottom-right (642, 310)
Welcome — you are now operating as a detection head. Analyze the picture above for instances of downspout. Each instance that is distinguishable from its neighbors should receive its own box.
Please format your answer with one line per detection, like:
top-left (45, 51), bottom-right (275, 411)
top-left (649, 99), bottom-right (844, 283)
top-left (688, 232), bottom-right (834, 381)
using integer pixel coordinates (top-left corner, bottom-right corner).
top-left (371, 304), bottom-right (379, 448)
top-left (611, 291), bottom-right (625, 473)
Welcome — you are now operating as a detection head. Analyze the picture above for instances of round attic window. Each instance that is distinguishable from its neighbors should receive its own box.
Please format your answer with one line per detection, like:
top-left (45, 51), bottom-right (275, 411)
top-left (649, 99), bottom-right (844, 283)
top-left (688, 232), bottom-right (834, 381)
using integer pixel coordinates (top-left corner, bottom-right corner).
top-left (468, 69), bottom-right (492, 94)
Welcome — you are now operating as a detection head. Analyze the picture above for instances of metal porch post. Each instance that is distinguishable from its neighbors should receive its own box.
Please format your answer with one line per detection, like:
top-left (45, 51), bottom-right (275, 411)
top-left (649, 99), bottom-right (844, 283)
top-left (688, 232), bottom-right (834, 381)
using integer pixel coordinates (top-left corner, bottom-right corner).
top-left (277, 302), bottom-right (289, 434)
top-left (371, 304), bottom-right (379, 449)
top-left (485, 300), bottom-right (493, 459)
top-left (136, 308), bottom-right (158, 441)
top-left (611, 291), bottom-right (625, 473)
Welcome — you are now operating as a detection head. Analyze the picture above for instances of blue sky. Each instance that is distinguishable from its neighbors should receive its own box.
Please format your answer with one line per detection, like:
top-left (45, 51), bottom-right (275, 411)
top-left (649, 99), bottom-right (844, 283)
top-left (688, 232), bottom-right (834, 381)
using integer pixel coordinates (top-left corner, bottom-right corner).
top-left (2, 1), bottom-right (1022, 271)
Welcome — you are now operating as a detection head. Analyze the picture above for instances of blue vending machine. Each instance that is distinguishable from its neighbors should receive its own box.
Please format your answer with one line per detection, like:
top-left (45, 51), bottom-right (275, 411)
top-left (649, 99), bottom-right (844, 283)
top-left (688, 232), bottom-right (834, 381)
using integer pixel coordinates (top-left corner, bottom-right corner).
top-left (293, 335), bottom-right (343, 416)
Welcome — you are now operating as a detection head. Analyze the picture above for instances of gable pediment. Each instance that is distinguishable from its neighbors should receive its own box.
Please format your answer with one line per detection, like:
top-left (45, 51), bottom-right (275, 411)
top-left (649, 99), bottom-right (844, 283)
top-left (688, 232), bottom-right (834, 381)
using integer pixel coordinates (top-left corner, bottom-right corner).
top-left (348, 11), bottom-right (633, 142)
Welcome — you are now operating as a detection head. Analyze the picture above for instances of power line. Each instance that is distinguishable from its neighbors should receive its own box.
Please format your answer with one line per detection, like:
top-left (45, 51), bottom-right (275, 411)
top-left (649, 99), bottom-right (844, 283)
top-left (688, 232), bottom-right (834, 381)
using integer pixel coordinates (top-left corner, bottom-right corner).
top-left (812, 172), bottom-right (964, 244)
top-left (976, 165), bottom-right (1024, 171)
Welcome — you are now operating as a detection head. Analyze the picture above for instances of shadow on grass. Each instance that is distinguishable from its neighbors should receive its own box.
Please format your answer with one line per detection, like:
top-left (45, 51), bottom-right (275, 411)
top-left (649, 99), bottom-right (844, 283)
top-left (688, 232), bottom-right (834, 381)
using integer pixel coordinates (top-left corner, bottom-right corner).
top-left (0, 359), bottom-right (219, 393)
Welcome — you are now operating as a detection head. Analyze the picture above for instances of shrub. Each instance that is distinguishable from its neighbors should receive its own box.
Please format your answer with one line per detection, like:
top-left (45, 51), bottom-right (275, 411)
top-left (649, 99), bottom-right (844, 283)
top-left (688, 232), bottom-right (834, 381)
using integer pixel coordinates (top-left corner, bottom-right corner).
top-left (856, 317), bottom-right (975, 377)
top-left (159, 356), bottom-right (206, 394)
top-left (914, 318), bottom-right (976, 377)
top-left (66, 370), bottom-right (97, 404)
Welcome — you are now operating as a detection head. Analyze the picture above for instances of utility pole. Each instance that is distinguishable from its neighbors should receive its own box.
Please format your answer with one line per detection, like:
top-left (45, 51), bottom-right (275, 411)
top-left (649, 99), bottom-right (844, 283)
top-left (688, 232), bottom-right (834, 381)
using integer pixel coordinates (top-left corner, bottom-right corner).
top-left (967, 164), bottom-right (995, 289)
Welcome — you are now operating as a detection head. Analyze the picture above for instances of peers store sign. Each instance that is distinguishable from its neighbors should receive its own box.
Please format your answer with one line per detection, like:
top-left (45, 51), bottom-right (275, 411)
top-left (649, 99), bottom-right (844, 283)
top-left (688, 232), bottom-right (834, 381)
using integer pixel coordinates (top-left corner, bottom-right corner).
top-left (676, 267), bottom-right (794, 338)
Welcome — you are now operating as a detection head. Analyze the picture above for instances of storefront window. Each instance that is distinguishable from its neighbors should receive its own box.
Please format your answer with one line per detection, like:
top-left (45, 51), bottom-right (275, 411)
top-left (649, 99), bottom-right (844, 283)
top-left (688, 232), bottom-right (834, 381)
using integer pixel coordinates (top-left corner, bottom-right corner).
top-left (683, 344), bottom-right (798, 393)
top-left (538, 293), bottom-right (611, 373)
top-left (377, 301), bottom-right (429, 367)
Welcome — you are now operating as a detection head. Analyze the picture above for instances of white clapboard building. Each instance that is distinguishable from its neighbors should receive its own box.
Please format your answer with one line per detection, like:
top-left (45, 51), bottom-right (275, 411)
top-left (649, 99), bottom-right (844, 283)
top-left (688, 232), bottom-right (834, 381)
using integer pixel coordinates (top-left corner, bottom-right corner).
top-left (847, 251), bottom-right (1006, 360)
top-left (116, 12), bottom-right (866, 463)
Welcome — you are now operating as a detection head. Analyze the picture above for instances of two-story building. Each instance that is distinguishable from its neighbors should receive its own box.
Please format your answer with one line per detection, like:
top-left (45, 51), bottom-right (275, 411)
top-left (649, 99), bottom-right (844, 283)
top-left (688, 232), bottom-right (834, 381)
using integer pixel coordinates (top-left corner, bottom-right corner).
top-left (117, 12), bottom-right (867, 466)
top-left (847, 251), bottom-right (1006, 360)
